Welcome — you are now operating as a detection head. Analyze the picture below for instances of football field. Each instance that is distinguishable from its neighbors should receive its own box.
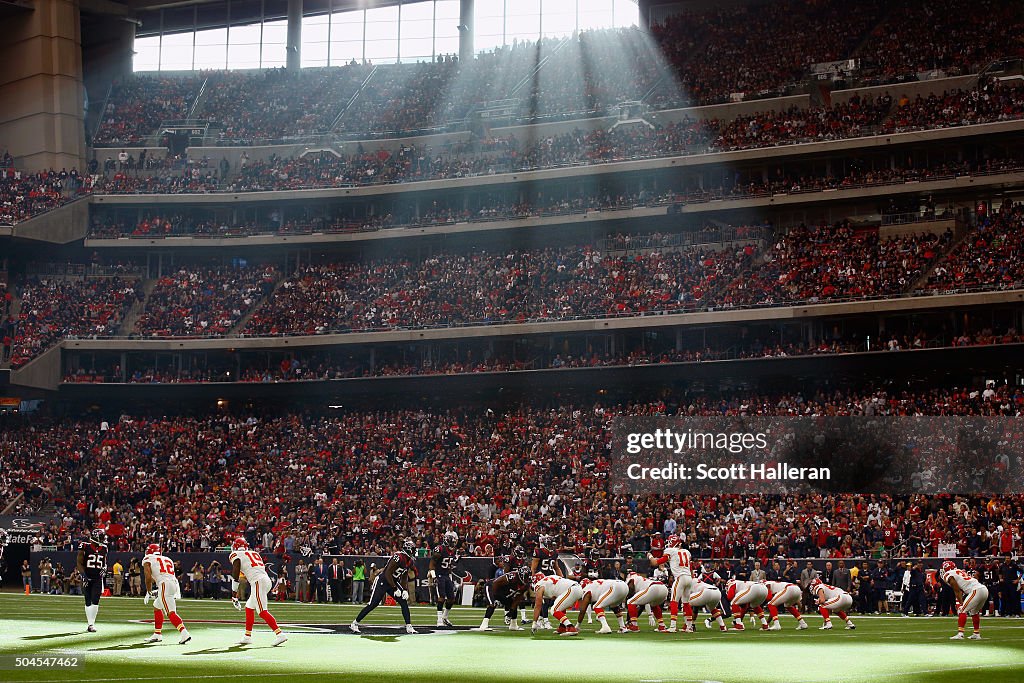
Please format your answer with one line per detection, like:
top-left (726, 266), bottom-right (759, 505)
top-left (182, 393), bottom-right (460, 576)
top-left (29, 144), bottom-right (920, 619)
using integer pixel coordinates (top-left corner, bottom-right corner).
top-left (1, 593), bottom-right (1022, 683)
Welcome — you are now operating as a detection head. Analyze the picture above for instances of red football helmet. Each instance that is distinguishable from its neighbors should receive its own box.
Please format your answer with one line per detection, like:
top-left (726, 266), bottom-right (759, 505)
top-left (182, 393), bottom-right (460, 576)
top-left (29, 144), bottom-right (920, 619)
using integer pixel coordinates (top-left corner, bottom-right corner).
top-left (666, 534), bottom-right (682, 548)
top-left (231, 537), bottom-right (249, 551)
top-left (809, 577), bottom-right (823, 590)
top-left (533, 572), bottom-right (546, 585)
top-left (145, 543), bottom-right (160, 555)
top-left (940, 560), bottom-right (956, 574)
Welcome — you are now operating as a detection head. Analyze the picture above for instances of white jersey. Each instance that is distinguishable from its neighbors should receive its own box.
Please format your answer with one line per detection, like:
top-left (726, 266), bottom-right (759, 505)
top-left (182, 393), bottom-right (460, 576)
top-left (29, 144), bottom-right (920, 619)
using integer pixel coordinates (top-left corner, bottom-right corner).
top-left (534, 575), bottom-right (578, 601)
top-left (814, 583), bottom-right (849, 603)
top-left (662, 547), bottom-right (693, 578)
top-left (582, 579), bottom-right (628, 607)
top-left (142, 553), bottom-right (177, 583)
top-left (229, 548), bottom-right (270, 583)
top-left (943, 569), bottom-right (982, 593)
top-left (765, 580), bottom-right (796, 596)
top-left (626, 573), bottom-right (663, 594)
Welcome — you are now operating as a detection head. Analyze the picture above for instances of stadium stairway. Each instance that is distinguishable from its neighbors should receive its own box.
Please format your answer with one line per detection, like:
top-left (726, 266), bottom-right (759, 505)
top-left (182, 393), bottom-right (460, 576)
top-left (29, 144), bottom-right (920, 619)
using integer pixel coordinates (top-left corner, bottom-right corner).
top-left (116, 276), bottom-right (155, 336)
top-left (0, 290), bottom-right (22, 370)
top-left (910, 221), bottom-right (975, 292)
top-left (331, 65), bottom-right (380, 133)
top-left (330, 66), bottom-right (379, 133)
top-left (229, 271), bottom-right (287, 336)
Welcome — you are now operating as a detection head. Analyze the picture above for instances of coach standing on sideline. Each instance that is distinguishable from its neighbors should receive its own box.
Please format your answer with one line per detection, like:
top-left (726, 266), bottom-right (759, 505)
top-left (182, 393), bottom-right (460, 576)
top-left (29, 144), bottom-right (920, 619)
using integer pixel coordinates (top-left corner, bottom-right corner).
top-left (833, 560), bottom-right (852, 594)
top-left (312, 557), bottom-right (328, 603)
top-left (800, 562), bottom-right (817, 611)
top-left (329, 558), bottom-right (344, 603)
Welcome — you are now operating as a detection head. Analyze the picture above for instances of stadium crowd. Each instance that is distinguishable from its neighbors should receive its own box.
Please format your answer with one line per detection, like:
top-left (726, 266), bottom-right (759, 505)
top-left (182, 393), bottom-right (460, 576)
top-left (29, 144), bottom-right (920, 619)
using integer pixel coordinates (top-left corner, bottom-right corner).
top-left (133, 265), bottom-right (280, 337)
top-left (87, 150), bottom-right (1024, 239)
top-left (0, 156), bottom-right (93, 226)
top-left (5, 275), bottom-right (142, 369)
top-left (2, 385), bottom-right (1022, 564)
top-left (89, 0), bottom-right (1024, 143)
top-left (63, 319), bottom-right (1024, 386)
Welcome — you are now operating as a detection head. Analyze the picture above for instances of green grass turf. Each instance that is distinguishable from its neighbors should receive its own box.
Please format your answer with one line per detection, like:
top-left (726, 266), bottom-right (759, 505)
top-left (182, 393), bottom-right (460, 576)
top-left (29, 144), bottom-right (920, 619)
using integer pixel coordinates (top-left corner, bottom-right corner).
top-left (0, 593), bottom-right (1022, 683)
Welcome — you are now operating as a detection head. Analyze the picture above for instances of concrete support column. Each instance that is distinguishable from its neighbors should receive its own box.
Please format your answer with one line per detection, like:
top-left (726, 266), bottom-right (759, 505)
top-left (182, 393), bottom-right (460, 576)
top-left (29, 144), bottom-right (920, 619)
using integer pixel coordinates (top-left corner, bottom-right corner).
top-left (287, 0), bottom-right (303, 71)
top-left (458, 0), bottom-right (474, 62)
top-left (0, 0), bottom-right (86, 171)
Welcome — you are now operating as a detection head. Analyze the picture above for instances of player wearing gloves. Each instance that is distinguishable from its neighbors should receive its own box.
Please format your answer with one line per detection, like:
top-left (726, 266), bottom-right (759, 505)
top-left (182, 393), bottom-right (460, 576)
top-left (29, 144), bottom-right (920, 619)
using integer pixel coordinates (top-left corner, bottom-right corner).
top-left (577, 577), bottom-right (629, 633)
top-left (624, 570), bottom-right (670, 632)
top-left (809, 577), bottom-right (856, 631)
top-left (350, 539), bottom-right (418, 634)
top-left (430, 531), bottom-right (462, 627)
top-left (229, 538), bottom-right (287, 646)
top-left (142, 543), bottom-right (191, 644)
top-left (77, 529), bottom-right (108, 632)
top-left (941, 560), bottom-right (989, 640)
top-left (531, 573), bottom-right (583, 636)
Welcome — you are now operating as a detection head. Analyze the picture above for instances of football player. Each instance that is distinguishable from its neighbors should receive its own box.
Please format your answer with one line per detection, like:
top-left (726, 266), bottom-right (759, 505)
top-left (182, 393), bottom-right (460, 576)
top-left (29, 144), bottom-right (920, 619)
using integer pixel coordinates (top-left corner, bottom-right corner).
top-left (648, 534), bottom-right (694, 632)
top-left (350, 539), bottom-right (417, 634)
top-left (725, 578), bottom-right (769, 630)
top-left (76, 529), bottom-right (107, 632)
top-left (941, 560), bottom-right (988, 640)
top-left (809, 577), bottom-right (856, 630)
top-left (529, 535), bottom-right (562, 629)
top-left (531, 572), bottom-right (582, 636)
top-left (764, 579), bottom-right (808, 630)
top-left (478, 565), bottom-right (532, 631)
top-left (577, 577), bottom-right (629, 633)
top-left (229, 538), bottom-right (287, 646)
top-left (142, 543), bottom-right (191, 644)
top-left (429, 531), bottom-right (462, 627)
top-left (689, 570), bottom-right (727, 632)
top-left (623, 571), bottom-right (670, 632)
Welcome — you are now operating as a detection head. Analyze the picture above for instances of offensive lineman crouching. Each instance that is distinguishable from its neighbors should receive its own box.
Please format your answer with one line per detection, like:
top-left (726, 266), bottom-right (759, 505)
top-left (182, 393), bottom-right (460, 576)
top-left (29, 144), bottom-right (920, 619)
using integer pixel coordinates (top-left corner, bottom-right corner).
top-left (624, 571), bottom-right (670, 632)
top-left (725, 579), bottom-right (769, 630)
top-left (810, 577), bottom-right (856, 630)
top-left (577, 577), bottom-right (629, 633)
top-left (532, 573), bottom-right (583, 636)
top-left (350, 539), bottom-right (417, 634)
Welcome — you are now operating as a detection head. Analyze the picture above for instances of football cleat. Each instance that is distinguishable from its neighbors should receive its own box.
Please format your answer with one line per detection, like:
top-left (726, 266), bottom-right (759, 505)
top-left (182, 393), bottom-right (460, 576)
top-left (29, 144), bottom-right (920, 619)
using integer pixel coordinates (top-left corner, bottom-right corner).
top-left (560, 625), bottom-right (578, 637)
top-left (685, 624), bottom-right (696, 633)
top-left (625, 623), bottom-right (639, 632)
top-left (143, 634), bottom-right (162, 643)
top-left (436, 617), bottom-right (445, 627)
top-left (845, 622), bottom-right (856, 630)
top-left (508, 622), bottom-right (521, 631)
top-left (272, 634), bottom-right (288, 647)
top-left (541, 618), bottom-right (552, 630)
top-left (556, 624), bottom-right (567, 634)
top-left (656, 623), bottom-right (668, 632)
top-left (732, 622), bottom-right (745, 631)
top-left (596, 625), bottom-right (613, 634)
top-left (237, 635), bottom-right (252, 645)
top-left (87, 625), bottom-right (97, 633)
top-left (819, 622), bottom-right (833, 630)
top-left (443, 618), bottom-right (454, 628)
top-left (950, 632), bottom-right (965, 640)
top-left (796, 620), bottom-right (808, 630)
top-left (666, 625), bottom-right (677, 633)
top-left (405, 624), bottom-right (416, 635)
top-left (178, 630), bottom-right (192, 645)
top-left (348, 622), bottom-right (360, 634)
top-left (768, 621), bottom-right (782, 631)
top-left (704, 618), bottom-right (713, 630)
top-left (968, 633), bottom-right (982, 640)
